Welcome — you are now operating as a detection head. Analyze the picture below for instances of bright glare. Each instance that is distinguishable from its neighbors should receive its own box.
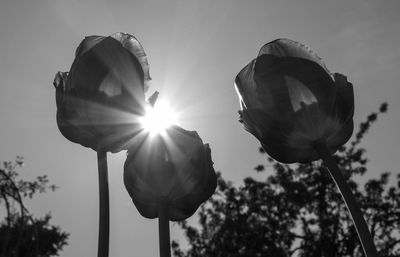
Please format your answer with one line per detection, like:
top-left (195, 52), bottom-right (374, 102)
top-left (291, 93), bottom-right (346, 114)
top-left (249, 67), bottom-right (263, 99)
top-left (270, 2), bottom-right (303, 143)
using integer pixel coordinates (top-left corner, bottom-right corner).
top-left (139, 100), bottom-right (177, 136)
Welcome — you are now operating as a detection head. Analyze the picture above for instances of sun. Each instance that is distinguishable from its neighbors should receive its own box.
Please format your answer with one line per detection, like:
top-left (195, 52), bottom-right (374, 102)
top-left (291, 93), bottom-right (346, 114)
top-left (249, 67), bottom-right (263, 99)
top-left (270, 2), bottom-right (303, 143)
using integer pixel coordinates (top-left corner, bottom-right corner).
top-left (139, 100), bottom-right (177, 136)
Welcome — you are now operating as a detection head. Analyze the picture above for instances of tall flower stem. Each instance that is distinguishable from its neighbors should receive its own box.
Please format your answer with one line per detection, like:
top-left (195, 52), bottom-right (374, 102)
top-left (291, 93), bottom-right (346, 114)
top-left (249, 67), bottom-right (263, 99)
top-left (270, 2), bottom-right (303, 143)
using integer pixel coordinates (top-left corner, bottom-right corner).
top-left (158, 202), bottom-right (171, 257)
top-left (97, 150), bottom-right (110, 257)
top-left (314, 142), bottom-right (378, 257)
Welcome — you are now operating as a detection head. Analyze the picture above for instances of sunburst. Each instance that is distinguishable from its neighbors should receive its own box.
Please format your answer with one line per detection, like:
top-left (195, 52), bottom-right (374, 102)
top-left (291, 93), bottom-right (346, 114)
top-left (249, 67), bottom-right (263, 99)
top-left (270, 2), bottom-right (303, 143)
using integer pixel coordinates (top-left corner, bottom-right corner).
top-left (139, 100), bottom-right (177, 136)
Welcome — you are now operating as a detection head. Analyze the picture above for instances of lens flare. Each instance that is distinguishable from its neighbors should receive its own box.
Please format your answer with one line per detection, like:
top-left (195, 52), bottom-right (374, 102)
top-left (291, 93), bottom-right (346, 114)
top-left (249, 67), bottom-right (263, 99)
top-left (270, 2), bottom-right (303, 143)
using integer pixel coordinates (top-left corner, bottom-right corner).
top-left (139, 100), bottom-right (177, 136)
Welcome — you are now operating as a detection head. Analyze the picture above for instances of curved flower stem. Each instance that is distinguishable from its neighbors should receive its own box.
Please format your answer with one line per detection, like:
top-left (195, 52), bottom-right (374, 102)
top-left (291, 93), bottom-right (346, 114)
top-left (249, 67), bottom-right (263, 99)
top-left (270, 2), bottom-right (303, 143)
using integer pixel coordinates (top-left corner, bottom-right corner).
top-left (158, 202), bottom-right (171, 257)
top-left (314, 142), bottom-right (378, 257)
top-left (97, 150), bottom-right (110, 257)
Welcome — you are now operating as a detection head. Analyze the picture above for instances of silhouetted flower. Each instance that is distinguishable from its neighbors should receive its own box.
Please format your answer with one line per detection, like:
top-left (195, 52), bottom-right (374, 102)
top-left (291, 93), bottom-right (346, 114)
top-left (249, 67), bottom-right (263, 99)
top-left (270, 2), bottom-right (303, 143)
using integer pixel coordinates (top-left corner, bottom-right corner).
top-left (235, 39), bottom-right (354, 163)
top-left (124, 126), bottom-right (217, 221)
top-left (53, 32), bottom-right (151, 152)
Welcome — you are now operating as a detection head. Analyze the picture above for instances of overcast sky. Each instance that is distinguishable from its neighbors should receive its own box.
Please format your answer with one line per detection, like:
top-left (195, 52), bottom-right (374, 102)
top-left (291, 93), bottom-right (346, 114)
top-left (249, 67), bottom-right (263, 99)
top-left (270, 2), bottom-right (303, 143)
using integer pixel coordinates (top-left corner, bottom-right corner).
top-left (1, 0), bottom-right (400, 256)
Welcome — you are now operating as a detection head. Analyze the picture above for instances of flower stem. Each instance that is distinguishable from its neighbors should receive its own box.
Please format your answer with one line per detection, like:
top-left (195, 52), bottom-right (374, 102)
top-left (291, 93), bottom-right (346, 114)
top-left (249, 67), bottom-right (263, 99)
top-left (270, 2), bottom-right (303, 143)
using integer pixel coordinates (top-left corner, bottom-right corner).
top-left (158, 202), bottom-right (171, 257)
top-left (314, 142), bottom-right (378, 257)
top-left (97, 150), bottom-right (110, 257)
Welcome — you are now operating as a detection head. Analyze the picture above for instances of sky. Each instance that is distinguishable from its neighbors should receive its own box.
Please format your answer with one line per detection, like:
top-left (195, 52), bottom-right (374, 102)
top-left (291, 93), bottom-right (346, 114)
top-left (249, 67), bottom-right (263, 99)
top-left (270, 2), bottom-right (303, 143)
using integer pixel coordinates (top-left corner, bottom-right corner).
top-left (1, 0), bottom-right (400, 256)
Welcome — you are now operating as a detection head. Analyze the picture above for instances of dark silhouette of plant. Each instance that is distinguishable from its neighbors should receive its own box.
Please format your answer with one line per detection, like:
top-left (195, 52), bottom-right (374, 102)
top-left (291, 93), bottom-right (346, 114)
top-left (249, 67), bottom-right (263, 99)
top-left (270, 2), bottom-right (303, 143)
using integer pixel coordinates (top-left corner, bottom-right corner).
top-left (172, 103), bottom-right (400, 257)
top-left (0, 157), bottom-right (69, 257)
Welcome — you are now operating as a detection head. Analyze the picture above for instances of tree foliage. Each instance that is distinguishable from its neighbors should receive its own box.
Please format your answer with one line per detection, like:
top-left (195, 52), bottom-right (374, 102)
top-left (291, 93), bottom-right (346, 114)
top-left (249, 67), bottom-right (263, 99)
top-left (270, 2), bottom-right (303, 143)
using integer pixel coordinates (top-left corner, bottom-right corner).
top-left (0, 158), bottom-right (69, 257)
top-left (172, 103), bottom-right (400, 257)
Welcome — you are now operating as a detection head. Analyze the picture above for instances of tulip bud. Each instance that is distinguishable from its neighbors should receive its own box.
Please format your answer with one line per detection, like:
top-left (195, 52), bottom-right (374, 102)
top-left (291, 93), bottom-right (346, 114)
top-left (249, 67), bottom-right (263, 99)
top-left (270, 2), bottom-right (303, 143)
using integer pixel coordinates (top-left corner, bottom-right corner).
top-left (235, 39), bottom-right (354, 163)
top-left (124, 126), bottom-right (217, 221)
top-left (54, 32), bottom-right (151, 152)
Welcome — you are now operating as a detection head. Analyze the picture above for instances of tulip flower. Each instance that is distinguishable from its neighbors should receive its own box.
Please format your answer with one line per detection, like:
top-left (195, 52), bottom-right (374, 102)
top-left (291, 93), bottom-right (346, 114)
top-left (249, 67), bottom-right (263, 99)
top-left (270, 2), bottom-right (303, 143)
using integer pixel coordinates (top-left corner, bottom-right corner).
top-left (235, 39), bottom-right (378, 257)
top-left (53, 32), bottom-right (151, 257)
top-left (54, 32), bottom-right (150, 153)
top-left (124, 125), bottom-right (216, 220)
top-left (124, 125), bottom-right (217, 257)
top-left (235, 38), bottom-right (353, 164)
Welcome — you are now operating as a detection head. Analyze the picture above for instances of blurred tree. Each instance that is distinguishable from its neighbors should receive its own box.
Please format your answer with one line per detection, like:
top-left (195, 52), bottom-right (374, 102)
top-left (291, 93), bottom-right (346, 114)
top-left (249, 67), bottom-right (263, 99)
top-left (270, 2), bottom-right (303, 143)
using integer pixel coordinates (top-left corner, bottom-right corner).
top-left (0, 157), bottom-right (69, 257)
top-left (172, 103), bottom-right (400, 257)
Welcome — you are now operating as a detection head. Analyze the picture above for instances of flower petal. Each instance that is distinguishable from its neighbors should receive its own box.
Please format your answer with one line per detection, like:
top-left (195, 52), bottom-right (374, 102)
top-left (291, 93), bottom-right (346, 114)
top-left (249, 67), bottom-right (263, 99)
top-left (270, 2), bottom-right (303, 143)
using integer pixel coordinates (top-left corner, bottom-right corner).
top-left (333, 73), bottom-right (354, 120)
top-left (254, 55), bottom-right (336, 118)
top-left (258, 38), bottom-right (331, 76)
top-left (235, 59), bottom-right (274, 111)
top-left (75, 35), bottom-right (106, 58)
top-left (110, 32), bottom-right (152, 90)
top-left (322, 73), bottom-right (354, 149)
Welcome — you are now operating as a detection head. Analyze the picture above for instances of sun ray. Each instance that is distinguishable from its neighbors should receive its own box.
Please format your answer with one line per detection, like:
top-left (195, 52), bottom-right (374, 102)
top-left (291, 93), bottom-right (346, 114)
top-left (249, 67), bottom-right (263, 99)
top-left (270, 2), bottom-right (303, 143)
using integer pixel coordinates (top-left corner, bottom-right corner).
top-left (139, 100), bottom-right (177, 136)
